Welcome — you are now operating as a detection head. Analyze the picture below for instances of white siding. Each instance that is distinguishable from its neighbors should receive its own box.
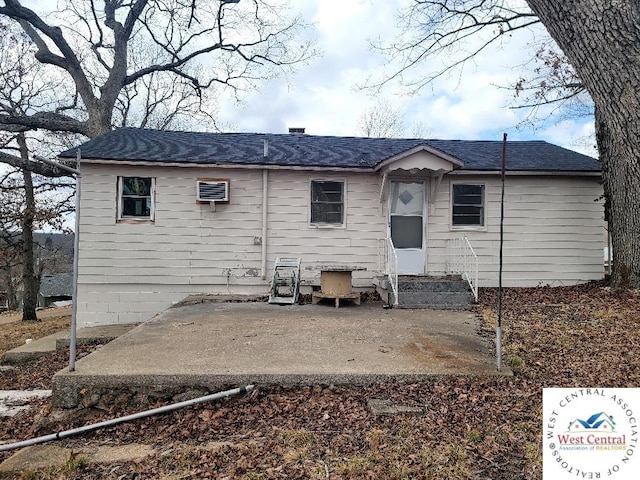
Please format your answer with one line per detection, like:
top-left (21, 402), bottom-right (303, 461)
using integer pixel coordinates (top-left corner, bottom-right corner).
top-left (76, 164), bottom-right (387, 326)
top-left (267, 171), bottom-right (386, 285)
top-left (425, 175), bottom-right (605, 287)
top-left (77, 163), bottom-right (604, 327)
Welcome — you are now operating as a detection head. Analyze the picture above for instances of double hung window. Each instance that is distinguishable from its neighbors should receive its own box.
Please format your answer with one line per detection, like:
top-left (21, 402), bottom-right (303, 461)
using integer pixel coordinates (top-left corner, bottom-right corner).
top-left (118, 177), bottom-right (154, 220)
top-left (452, 184), bottom-right (484, 228)
top-left (310, 180), bottom-right (344, 226)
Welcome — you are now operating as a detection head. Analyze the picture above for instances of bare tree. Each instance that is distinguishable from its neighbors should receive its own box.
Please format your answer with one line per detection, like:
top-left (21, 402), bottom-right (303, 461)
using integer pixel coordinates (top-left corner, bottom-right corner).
top-left (357, 100), bottom-right (432, 138)
top-left (357, 100), bottom-right (406, 138)
top-left (508, 44), bottom-right (594, 133)
top-left (0, 20), bottom-right (76, 319)
top-left (112, 38), bottom-right (223, 131)
top-left (374, 0), bottom-right (640, 288)
top-left (0, 0), bottom-right (313, 146)
top-left (0, 162), bottom-right (71, 318)
top-left (0, 172), bottom-right (23, 311)
top-left (0, 1), bottom-right (313, 316)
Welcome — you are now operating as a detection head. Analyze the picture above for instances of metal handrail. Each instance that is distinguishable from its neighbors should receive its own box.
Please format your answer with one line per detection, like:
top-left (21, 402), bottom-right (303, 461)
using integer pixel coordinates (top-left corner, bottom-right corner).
top-left (447, 236), bottom-right (479, 302)
top-left (386, 237), bottom-right (399, 306)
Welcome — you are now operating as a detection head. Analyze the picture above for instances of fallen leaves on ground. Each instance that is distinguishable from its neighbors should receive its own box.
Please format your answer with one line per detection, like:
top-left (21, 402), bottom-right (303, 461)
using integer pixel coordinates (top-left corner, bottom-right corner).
top-left (0, 346), bottom-right (95, 391)
top-left (2, 282), bottom-right (640, 479)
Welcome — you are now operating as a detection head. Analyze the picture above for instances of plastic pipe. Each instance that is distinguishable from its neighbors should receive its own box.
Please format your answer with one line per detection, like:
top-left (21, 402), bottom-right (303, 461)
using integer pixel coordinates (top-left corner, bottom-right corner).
top-left (0, 385), bottom-right (254, 453)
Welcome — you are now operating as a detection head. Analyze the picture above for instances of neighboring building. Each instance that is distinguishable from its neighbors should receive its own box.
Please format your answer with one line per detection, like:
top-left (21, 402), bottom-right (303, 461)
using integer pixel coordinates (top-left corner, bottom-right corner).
top-left (38, 273), bottom-right (73, 308)
top-left (59, 128), bottom-right (604, 327)
top-left (0, 291), bottom-right (9, 311)
top-left (15, 273), bottom-right (74, 309)
top-left (6, 233), bottom-right (75, 312)
top-left (33, 232), bottom-right (75, 274)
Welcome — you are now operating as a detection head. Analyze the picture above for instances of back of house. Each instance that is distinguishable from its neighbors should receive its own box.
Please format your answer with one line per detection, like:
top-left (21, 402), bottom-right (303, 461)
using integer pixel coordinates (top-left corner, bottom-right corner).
top-left (59, 128), bottom-right (604, 327)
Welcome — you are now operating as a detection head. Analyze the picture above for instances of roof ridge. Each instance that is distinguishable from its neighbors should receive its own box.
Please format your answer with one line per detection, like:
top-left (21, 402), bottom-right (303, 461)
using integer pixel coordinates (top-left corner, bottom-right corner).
top-left (59, 127), bottom-right (600, 172)
top-left (113, 127), bottom-right (559, 144)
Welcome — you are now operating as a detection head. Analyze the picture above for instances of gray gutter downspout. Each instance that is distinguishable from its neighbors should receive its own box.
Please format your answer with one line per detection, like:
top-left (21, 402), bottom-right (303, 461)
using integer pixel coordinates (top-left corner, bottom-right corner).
top-left (0, 385), bottom-right (255, 453)
top-left (261, 143), bottom-right (269, 279)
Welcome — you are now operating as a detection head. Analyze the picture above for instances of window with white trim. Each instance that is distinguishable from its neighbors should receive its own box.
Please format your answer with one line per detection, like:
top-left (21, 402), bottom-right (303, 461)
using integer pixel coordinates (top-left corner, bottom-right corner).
top-left (452, 183), bottom-right (485, 227)
top-left (118, 176), bottom-right (155, 220)
top-left (310, 180), bottom-right (344, 226)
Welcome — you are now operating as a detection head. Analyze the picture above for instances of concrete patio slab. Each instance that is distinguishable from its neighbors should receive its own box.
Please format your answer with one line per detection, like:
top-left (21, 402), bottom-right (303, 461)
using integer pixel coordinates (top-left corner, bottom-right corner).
top-left (52, 301), bottom-right (509, 408)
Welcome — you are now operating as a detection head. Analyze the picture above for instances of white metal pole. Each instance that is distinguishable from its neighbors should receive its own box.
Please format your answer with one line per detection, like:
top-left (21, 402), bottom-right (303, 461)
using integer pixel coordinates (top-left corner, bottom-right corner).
top-left (34, 154), bottom-right (81, 372)
top-left (261, 169), bottom-right (268, 279)
top-left (69, 151), bottom-right (81, 371)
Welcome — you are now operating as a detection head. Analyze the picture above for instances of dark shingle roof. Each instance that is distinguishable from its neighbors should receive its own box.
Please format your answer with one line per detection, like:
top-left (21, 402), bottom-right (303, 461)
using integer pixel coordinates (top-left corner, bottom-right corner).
top-left (39, 273), bottom-right (73, 298)
top-left (59, 127), bottom-right (600, 172)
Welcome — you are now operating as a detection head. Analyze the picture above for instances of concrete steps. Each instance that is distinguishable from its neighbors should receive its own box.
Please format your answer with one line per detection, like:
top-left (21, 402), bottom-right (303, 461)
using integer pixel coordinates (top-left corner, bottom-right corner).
top-left (1, 324), bottom-right (139, 364)
top-left (392, 275), bottom-right (475, 310)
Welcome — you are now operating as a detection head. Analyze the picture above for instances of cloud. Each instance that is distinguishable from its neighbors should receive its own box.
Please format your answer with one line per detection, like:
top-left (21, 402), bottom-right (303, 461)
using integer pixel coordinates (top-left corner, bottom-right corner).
top-left (217, 0), bottom-right (595, 155)
top-left (538, 120), bottom-right (597, 157)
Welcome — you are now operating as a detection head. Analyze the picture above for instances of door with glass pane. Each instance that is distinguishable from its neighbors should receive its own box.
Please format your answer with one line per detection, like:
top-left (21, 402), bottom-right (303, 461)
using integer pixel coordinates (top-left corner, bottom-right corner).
top-left (389, 181), bottom-right (426, 274)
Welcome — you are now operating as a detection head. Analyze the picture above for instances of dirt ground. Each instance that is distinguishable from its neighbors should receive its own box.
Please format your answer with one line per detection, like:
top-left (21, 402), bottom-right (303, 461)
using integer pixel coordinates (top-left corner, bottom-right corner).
top-left (0, 307), bottom-right (71, 358)
top-left (1, 283), bottom-right (640, 479)
top-left (0, 305), bottom-right (72, 326)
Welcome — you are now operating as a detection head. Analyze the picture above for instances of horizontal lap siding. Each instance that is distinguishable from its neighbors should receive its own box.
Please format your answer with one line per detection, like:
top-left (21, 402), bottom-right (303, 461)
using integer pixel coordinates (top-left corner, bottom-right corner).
top-left (79, 166), bottom-right (265, 283)
top-left (427, 175), bottom-right (605, 287)
top-left (78, 163), bottom-right (603, 327)
top-left (77, 165), bottom-right (385, 326)
top-left (78, 165), bottom-right (268, 326)
top-left (266, 172), bottom-right (386, 285)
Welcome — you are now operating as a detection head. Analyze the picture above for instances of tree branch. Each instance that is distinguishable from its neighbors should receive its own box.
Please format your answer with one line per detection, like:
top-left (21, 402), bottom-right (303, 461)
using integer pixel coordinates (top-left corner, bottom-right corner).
top-left (0, 0), bottom-right (96, 129)
top-left (367, 0), bottom-right (541, 92)
top-left (0, 112), bottom-right (89, 135)
top-left (0, 151), bottom-right (69, 177)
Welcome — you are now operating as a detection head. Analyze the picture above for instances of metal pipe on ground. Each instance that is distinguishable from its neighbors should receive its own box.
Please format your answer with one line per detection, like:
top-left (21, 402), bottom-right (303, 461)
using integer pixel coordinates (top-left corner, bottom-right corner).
top-left (0, 385), bottom-right (255, 453)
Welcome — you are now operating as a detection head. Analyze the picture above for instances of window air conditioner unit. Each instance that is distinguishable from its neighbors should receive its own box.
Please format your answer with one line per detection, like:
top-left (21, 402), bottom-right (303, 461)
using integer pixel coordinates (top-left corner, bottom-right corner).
top-left (197, 180), bottom-right (229, 202)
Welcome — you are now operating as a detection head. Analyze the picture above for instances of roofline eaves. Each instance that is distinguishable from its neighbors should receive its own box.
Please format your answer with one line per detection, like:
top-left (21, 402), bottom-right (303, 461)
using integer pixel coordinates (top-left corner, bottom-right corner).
top-left (448, 170), bottom-right (601, 177)
top-left (71, 157), bottom-right (376, 173)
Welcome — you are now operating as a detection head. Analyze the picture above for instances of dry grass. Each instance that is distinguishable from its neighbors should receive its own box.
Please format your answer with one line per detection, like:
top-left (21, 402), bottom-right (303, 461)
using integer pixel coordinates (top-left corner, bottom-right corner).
top-left (0, 311), bottom-right (71, 358)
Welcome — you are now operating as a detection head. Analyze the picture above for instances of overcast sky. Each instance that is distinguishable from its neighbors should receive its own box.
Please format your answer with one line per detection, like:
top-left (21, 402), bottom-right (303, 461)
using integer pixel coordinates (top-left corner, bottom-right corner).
top-left (18, 0), bottom-right (595, 156)
top-left (217, 0), bottom-right (596, 156)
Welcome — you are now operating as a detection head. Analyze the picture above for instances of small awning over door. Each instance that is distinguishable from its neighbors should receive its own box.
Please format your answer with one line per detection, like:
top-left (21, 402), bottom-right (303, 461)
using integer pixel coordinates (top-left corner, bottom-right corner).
top-left (376, 145), bottom-right (463, 203)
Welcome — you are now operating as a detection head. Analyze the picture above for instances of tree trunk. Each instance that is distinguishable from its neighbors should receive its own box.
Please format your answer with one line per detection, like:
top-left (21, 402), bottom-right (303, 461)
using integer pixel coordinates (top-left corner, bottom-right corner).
top-left (526, 0), bottom-right (640, 288)
top-left (18, 134), bottom-right (39, 321)
top-left (595, 109), bottom-right (640, 288)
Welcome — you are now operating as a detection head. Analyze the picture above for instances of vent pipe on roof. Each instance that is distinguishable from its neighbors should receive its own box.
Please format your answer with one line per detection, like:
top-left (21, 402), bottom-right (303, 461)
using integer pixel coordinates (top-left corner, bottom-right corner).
top-left (263, 139), bottom-right (269, 157)
top-left (288, 127), bottom-right (305, 134)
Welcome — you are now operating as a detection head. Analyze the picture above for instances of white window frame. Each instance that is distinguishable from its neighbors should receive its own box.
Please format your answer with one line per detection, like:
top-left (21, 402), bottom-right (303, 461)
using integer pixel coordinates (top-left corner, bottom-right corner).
top-left (450, 182), bottom-right (486, 231)
top-left (117, 176), bottom-right (156, 222)
top-left (309, 178), bottom-right (346, 228)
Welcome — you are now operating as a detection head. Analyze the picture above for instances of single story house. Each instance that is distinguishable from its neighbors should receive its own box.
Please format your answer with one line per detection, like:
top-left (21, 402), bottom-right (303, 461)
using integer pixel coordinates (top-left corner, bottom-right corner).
top-left (59, 128), bottom-right (604, 328)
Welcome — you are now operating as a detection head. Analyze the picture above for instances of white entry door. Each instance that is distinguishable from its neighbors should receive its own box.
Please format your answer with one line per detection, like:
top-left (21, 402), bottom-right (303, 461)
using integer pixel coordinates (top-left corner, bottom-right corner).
top-left (389, 181), bottom-right (426, 274)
